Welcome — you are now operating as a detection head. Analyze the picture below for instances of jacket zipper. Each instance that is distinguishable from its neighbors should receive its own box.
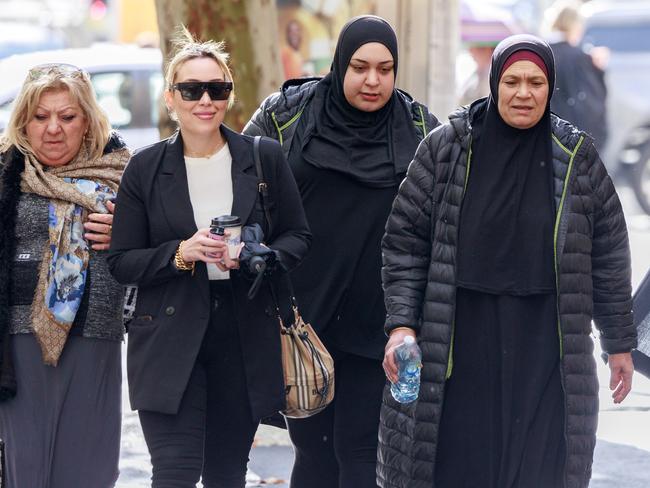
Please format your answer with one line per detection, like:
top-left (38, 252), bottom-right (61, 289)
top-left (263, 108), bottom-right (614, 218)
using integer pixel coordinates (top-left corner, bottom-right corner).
top-left (415, 105), bottom-right (428, 139)
top-left (271, 110), bottom-right (304, 147)
top-left (553, 134), bottom-right (583, 357)
top-left (552, 133), bottom-right (584, 488)
top-left (446, 139), bottom-right (472, 379)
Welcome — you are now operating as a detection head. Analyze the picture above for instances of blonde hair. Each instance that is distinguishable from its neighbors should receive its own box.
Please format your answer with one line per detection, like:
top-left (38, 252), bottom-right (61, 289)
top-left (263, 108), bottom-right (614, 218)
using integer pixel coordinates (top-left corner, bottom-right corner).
top-left (2, 65), bottom-right (111, 161)
top-left (546, 0), bottom-right (583, 35)
top-left (165, 26), bottom-right (235, 111)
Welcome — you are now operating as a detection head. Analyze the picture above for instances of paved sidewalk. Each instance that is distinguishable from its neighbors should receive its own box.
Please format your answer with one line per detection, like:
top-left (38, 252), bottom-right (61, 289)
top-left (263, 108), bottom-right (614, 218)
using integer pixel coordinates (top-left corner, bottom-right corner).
top-left (118, 385), bottom-right (650, 488)
top-left (117, 339), bottom-right (650, 487)
top-left (245, 426), bottom-right (650, 488)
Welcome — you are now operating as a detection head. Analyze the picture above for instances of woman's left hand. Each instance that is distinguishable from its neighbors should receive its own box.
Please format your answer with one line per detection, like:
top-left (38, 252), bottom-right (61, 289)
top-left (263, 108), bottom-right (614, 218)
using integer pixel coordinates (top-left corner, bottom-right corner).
top-left (214, 236), bottom-right (244, 272)
top-left (383, 327), bottom-right (416, 384)
top-left (608, 352), bottom-right (634, 404)
top-left (84, 200), bottom-right (115, 251)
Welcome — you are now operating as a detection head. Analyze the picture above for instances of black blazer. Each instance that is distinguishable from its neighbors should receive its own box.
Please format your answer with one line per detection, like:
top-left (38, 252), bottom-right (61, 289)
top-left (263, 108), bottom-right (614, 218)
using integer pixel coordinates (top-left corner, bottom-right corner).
top-left (107, 126), bottom-right (311, 419)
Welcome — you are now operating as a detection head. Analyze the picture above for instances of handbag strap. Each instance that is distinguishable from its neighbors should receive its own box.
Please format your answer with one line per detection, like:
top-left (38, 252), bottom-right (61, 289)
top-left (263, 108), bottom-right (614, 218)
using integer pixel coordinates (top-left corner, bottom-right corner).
top-left (253, 136), bottom-right (274, 236)
top-left (252, 136), bottom-right (299, 313)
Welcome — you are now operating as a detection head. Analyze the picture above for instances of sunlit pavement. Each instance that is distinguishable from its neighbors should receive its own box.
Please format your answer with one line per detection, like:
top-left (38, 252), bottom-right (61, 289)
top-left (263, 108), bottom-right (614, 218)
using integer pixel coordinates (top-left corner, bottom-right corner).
top-left (116, 183), bottom-right (650, 488)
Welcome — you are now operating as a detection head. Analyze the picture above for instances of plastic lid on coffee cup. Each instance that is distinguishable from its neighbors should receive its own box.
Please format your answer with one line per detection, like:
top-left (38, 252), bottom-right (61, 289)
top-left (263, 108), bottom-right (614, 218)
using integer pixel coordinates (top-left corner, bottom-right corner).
top-left (212, 215), bottom-right (241, 228)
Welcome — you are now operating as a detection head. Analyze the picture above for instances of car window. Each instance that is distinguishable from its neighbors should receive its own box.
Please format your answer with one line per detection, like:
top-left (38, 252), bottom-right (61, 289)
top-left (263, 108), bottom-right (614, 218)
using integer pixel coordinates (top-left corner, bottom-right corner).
top-left (91, 72), bottom-right (134, 129)
top-left (583, 23), bottom-right (650, 52)
top-left (149, 71), bottom-right (164, 126)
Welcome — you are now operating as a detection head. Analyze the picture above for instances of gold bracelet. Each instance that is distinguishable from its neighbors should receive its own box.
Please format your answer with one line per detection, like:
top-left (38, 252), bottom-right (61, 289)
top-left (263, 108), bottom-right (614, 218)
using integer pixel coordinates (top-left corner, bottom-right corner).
top-left (174, 240), bottom-right (195, 273)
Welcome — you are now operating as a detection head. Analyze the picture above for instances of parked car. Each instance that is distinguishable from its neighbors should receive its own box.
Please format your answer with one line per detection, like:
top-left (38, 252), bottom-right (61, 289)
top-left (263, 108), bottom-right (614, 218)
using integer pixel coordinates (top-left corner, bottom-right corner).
top-left (0, 21), bottom-right (66, 59)
top-left (582, 0), bottom-right (650, 214)
top-left (0, 44), bottom-right (164, 150)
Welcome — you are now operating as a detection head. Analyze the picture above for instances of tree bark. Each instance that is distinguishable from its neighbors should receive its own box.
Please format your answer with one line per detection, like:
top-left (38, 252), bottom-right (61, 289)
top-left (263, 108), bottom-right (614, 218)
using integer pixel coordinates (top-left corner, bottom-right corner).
top-left (154, 0), bottom-right (283, 137)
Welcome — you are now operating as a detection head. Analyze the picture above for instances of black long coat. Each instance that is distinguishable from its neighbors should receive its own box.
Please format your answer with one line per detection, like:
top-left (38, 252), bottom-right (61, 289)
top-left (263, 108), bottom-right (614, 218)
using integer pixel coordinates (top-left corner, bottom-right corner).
top-left (107, 126), bottom-right (311, 420)
top-left (377, 105), bottom-right (635, 488)
top-left (550, 41), bottom-right (608, 150)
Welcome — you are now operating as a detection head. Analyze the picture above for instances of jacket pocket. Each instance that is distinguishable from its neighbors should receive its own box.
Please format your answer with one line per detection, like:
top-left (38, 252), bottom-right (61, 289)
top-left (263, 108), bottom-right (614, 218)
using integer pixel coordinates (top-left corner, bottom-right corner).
top-left (127, 314), bottom-right (156, 331)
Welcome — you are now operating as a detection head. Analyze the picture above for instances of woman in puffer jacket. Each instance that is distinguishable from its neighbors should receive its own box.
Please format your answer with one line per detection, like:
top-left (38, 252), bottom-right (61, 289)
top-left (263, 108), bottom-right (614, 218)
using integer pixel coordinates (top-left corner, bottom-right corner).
top-left (245, 15), bottom-right (438, 488)
top-left (379, 34), bottom-right (635, 488)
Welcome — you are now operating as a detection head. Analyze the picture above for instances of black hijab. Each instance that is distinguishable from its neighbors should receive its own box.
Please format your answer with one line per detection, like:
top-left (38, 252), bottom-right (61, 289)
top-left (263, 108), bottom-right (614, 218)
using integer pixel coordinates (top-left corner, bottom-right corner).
top-left (456, 35), bottom-right (558, 295)
top-left (299, 15), bottom-right (421, 188)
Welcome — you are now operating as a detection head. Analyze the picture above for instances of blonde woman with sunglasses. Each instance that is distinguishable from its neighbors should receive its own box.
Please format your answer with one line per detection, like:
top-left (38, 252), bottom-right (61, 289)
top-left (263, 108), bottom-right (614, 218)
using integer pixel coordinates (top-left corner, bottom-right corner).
top-left (107, 29), bottom-right (311, 487)
top-left (0, 63), bottom-right (130, 487)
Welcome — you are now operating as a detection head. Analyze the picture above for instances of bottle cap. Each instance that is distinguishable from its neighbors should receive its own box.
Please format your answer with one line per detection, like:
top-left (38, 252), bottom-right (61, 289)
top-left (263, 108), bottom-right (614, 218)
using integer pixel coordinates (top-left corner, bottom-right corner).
top-left (403, 335), bottom-right (415, 345)
top-left (211, 215), bottom-right (241, 228)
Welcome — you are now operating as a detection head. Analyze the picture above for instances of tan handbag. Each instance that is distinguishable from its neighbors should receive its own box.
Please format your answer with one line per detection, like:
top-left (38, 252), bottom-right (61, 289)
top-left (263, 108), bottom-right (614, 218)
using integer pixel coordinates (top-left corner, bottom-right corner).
top-left (277, 299), bottom-right (335, 418)
top-left (253, 136), bottom-right (335, 419)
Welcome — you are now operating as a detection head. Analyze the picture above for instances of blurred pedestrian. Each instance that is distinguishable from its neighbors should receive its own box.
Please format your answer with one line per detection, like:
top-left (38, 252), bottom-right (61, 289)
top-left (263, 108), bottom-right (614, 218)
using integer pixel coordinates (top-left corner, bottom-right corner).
top-left (245, 15), bottom-right (438, 488)
top-left (379, 34), bottom-right (635, 488)
top-left (107, 29), bottom-right (311, 488)
top-left (282, 19), bottom-right (306, 80)
top-left (0, 63), bottom-right (129, 487)
top-left (546, 0), bottom-right (609, 150)
top-left (459, 43), bottom-right (495, 105)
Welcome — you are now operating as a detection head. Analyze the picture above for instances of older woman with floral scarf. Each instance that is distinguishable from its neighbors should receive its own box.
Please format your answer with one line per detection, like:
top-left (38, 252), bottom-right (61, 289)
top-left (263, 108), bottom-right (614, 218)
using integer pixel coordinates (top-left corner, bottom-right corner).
top-left (0, 63), bottom-right (129, 488)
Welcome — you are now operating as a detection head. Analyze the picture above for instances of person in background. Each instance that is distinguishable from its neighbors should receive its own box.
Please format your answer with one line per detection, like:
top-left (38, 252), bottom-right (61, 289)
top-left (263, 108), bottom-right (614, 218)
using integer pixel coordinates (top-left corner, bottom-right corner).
top-left (108, 30), bottom-right (311, 488)
top-left (546, 0), bottom-right (609, 151)
top-left (0, 63), bottom-right (129, 488)
top-left (379, 34), bottom-right (635, 488)
top-left (245, 15), bottom-right (438, 488)
top-left (458, 43), bottom-right (495, 106)
top-left (282, 20), bottom-right (306, 80)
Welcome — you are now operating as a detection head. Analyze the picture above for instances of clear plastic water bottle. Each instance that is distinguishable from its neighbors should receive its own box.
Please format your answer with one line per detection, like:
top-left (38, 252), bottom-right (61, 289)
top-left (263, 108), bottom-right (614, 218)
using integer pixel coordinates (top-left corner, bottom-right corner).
top-left (390, 336), bottom-right (422, 403)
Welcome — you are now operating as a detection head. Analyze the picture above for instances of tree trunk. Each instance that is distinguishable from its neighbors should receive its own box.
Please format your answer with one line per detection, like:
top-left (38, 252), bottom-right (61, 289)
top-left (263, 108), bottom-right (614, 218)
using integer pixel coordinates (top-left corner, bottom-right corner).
top-left (154, 0), bottom-right (283, 137)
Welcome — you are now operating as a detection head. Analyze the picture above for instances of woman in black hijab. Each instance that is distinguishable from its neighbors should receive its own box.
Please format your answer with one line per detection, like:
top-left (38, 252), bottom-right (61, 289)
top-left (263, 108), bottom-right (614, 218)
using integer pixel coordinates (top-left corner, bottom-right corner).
top-left (378, 35), bottom-right (635, 488)
top-left (245, 15), bottom-right (438, 488)
top-left (437, 35), bottom-right (563, 488)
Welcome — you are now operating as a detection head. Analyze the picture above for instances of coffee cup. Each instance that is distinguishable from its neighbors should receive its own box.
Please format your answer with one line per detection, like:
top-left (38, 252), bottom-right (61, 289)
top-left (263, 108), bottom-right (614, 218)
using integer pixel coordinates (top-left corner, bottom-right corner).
top-left (206, 223), bottom-right (225, 259)
top-left (212, 215), bottom-right (241, 259)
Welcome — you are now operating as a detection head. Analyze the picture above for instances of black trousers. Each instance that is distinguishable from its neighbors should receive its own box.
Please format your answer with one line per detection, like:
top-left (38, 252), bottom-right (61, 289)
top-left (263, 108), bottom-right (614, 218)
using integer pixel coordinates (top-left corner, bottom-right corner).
top-left (286, 351), bottom-right (385, 488)
top-left (139, 281), bottom-right (259, 488)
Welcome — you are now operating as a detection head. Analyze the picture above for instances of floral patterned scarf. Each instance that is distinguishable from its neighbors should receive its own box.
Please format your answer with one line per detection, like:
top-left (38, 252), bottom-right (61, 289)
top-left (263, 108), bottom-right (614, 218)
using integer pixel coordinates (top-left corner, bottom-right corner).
top-left (21, 145), bottom-right (129, 365)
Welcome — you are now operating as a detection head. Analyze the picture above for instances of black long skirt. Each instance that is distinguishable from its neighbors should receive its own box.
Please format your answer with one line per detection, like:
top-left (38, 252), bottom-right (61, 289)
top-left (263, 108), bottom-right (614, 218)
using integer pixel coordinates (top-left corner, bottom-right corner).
top-left (434, 288), bottom-right (565, 488)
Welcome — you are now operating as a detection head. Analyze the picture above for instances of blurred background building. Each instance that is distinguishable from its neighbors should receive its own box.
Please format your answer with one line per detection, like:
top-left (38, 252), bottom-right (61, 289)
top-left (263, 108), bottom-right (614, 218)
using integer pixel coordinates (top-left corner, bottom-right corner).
top-left (0, 0), bottom-right (649, 213)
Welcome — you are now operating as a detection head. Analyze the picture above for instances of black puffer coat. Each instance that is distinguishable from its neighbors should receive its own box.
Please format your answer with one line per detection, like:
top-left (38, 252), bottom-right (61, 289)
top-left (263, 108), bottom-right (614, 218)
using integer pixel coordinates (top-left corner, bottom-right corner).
top-left (243, 78), bottom-right (437, 155)
top-left (378, 102), bottom-right (636, 488)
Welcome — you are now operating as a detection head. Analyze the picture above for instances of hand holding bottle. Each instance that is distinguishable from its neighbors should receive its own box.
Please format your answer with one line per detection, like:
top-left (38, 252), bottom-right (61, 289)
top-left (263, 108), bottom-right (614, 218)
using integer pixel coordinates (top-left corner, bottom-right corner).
top-left (389, 335), bottom-right (422, 404)
top-left (383, 327), bottom-right (416, 383)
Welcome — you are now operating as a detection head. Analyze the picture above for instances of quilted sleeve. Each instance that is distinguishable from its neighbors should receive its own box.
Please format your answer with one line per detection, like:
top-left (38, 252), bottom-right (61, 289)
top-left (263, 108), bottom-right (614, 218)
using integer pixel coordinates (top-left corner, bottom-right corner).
top-left (382, 129), bottom-right (443, 334)
top-left (588, 142), bottom-right (636, 353)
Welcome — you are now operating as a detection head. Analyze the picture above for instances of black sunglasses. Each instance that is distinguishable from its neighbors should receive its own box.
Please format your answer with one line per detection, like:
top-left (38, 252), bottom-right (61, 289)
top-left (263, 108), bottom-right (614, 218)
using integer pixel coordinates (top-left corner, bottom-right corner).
top-left (171, 81), bottom-right (233, 101)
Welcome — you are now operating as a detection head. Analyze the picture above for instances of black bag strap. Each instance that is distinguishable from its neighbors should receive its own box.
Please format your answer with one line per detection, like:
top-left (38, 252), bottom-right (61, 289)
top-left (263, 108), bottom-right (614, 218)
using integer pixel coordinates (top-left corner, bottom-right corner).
top-left (253, 136), bottom-right (273, 237)
top-left (252, 136), bottom-right (299, 312)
